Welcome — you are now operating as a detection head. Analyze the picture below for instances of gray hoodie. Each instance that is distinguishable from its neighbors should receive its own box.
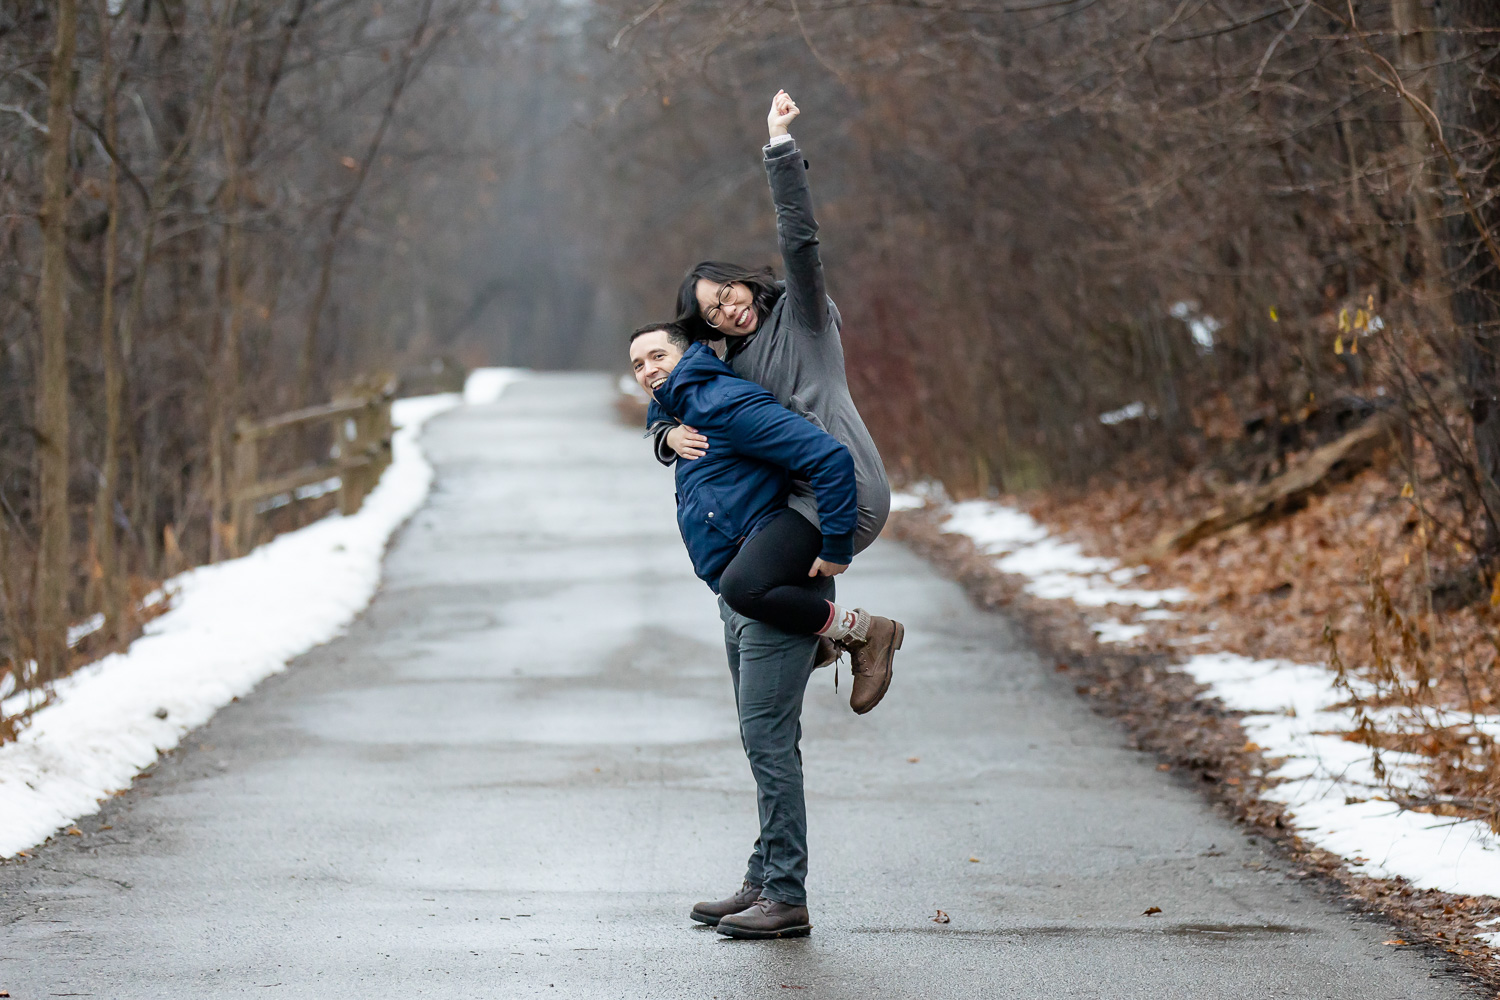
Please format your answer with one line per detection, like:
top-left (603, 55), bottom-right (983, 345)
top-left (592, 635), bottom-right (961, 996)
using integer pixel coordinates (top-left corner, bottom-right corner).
top-left (653, 137), bottom-right (890, 554)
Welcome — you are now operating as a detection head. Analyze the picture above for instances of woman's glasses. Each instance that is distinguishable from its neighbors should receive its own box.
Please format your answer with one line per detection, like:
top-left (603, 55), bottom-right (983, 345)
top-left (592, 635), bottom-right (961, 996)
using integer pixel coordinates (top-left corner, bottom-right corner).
top-left (703, 282), bottom-right (735, 329)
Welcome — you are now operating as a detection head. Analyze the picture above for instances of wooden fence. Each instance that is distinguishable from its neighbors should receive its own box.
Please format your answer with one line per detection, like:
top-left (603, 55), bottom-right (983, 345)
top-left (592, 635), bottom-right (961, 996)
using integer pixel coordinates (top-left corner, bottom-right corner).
top-left (230, 381), bottom-right (396, 555)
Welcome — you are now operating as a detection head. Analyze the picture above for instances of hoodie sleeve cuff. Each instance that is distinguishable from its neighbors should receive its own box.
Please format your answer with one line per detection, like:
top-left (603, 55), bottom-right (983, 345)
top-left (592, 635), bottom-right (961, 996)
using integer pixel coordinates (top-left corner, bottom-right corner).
top-left (819, 532), bottom-right (854, 566)
top-left (648, 420), bottom-right (677, 466)
top-left (764, 136), bottom-right (800, 162)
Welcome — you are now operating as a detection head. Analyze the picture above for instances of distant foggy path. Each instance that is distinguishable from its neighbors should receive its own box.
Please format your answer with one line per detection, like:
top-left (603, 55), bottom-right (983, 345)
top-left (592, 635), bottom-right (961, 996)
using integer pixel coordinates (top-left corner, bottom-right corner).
top-left (0, 374), bottom-right (1472, 998)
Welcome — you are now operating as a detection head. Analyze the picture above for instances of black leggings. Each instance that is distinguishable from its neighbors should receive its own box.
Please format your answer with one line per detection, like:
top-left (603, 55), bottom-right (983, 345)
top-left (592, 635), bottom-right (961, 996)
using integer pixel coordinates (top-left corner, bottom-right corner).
top-left (718, 508), bottom-right (832, 635)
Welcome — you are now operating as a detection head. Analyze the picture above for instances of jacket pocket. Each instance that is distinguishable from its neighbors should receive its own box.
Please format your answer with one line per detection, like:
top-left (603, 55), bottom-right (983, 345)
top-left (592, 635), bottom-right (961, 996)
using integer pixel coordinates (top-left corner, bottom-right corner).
top-left (696, 487), bottom-right (742, 542)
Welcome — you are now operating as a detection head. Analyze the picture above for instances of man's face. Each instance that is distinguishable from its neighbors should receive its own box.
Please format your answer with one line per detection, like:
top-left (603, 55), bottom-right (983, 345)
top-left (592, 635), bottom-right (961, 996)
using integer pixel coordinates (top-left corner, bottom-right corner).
top-left (629, 329), bottom-right (685, 400)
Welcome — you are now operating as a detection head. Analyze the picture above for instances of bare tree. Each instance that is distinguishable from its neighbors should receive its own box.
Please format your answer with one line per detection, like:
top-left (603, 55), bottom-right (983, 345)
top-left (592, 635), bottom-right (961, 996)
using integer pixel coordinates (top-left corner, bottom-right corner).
top-left (34, 0), bottom-right (79, 682)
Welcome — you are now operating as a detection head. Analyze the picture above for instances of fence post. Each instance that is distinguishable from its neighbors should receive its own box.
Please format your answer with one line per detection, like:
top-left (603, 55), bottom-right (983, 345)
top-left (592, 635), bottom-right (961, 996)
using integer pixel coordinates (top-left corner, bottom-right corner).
top-left (375, 384), bottom-right (395, 478)
top-left (231, 420), bottom-right (258, 557)
top-left (338, 400), bottom-right (367, 517)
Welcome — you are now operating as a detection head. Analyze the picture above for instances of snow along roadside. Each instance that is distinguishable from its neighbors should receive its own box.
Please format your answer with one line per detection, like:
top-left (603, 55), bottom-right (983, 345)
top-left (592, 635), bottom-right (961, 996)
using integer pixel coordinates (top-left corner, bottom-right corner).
top-left (899, 490), bottom-right (1500, 913)
top-left (0, 368), bottom-right (526, 859)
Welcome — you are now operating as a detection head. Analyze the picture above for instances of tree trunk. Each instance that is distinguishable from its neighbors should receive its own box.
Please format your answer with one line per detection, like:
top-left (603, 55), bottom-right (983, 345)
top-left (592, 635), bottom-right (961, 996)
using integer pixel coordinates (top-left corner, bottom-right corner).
top-left (34, 0), bottom-right (78, 683)
top-left (1432, 0), bottom-right (1500, 559)
top-left (210, 106), bottom-right (247, 563)
top-left (93, 0), bottom-right (124, 642)
top-left (1393, 0), bottom-right (1446, 293)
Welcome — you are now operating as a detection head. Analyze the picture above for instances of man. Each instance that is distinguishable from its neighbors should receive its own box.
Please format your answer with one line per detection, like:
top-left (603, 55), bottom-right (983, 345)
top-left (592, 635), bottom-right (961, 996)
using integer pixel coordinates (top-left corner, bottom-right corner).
top-left (628, 322), bottom-right (902, 939)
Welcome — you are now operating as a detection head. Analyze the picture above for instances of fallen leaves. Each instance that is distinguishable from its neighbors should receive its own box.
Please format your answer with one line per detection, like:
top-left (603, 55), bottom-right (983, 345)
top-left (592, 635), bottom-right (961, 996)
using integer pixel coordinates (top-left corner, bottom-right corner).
top-left (907, 756), bottom-right (920, 763)
top-left (887, 492), bottom-right (1500, 995)
top-left (1143, 906), bottom-right (1162, 916)
top-left (968, 856), bottom-right (980, 863)
top-left (65, 827), bottom-right (82, 837)
top-left (932, 910), bottom-right (951, 924)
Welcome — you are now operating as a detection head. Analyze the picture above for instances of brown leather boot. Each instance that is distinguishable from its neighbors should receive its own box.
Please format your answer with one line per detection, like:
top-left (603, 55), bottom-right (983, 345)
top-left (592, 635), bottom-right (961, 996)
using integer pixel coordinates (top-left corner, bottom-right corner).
top-left (715, 897), bottom-right (812, 939)
top-left (839, 610), bottom-right (903, 715)
top-left (814, 635), bottom-right (838, 669)
top-left (689, 879), bottom-right (762, 926)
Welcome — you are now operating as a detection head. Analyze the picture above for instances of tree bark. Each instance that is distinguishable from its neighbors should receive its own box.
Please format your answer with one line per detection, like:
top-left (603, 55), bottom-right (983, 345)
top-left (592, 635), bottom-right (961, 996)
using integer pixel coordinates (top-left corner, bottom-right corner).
top-left (1392, 0), bottom-right (1445, 293)
top-left (1432, 0), bottom-right (1500, 560)
top-left (34, 0), bottom-right (78, 683)
top-left (92, 0), bottom-right (124, 642)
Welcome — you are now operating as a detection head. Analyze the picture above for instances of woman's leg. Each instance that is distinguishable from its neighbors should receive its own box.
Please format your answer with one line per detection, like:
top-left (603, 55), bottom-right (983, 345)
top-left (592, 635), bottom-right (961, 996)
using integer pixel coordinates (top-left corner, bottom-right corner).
top-left (718, 508), bottom-right (829, 634)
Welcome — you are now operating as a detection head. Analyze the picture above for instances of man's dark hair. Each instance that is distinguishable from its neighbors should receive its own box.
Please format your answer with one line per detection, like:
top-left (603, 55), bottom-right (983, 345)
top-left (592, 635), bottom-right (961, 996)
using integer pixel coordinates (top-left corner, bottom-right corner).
top-left (675, 261), bottom-right (783, 341)
top-left (629, 321), bottom-right (692, 352)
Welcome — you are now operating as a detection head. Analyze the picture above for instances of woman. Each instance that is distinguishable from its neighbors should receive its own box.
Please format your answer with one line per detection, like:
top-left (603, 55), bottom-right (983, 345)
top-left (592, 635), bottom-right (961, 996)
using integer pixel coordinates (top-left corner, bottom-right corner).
top-left (653, 90), bottom-right (891, 561)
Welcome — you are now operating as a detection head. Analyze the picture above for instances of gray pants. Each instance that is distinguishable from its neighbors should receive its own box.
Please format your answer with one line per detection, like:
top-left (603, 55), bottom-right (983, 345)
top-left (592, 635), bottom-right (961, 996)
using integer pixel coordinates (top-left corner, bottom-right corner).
top-left (718, 576), bottom-right (833, 907)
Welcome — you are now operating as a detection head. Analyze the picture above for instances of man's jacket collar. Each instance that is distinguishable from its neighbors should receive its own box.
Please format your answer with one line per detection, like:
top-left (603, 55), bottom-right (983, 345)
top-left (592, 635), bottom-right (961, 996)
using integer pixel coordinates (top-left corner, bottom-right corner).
top-left (656, 340), bottom-right (733, 414)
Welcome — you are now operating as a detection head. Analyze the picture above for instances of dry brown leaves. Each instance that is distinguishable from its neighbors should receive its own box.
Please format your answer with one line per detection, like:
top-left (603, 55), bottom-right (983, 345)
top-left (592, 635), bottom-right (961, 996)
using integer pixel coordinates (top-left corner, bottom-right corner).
top-left (887, 449), bottom-right (1500, 990)
top-left (1020, 444), bottom-right (1500, 834)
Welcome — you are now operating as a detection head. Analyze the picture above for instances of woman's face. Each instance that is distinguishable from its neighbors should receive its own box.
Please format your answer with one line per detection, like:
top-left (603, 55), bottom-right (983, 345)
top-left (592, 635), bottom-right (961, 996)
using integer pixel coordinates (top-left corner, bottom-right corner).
top-left (695, 279), bottom-right (759, 335)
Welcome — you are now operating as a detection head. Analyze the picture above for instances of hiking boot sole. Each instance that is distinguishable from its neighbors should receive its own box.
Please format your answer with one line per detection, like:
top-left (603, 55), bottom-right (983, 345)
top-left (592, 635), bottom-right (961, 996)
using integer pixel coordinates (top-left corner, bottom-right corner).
top-left (715, 921), bottom-right (813, 939)
top-left (852, 620), bottom-right (903, 716)
top-left (690, 908), bottom-right (724, 926)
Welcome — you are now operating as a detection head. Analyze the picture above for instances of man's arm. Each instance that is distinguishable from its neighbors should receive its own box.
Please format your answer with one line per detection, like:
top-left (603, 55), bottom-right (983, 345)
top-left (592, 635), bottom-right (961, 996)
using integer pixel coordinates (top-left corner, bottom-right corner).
top-left (648, 419), bottom-right (709, 464)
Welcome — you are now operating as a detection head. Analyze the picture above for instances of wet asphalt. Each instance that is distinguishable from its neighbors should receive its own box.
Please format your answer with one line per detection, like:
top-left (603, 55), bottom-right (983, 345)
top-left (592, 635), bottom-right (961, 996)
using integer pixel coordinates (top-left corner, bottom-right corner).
top-left (0, 373), bottom-right (1483, 998)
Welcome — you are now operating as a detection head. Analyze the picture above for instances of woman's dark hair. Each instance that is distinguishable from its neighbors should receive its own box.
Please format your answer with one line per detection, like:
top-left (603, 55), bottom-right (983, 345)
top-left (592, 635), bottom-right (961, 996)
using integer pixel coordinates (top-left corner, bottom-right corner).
top-left (675, 261), bottom-right (783, 341)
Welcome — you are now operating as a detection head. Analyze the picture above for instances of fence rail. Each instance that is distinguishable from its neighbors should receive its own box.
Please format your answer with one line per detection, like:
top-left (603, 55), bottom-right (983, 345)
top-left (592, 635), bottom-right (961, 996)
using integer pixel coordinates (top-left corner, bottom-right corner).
top-left (230, 382), bottom-right (396, 555)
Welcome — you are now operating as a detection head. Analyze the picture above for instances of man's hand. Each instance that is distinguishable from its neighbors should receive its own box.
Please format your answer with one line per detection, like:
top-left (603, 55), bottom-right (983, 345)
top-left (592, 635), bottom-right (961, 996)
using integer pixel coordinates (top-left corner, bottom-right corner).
top-left (768, 89), bottom-right (800, 139)
top-left (808, 558), bottom-right (848, 578)
top-left (667, 424), bottom-right (709, 460)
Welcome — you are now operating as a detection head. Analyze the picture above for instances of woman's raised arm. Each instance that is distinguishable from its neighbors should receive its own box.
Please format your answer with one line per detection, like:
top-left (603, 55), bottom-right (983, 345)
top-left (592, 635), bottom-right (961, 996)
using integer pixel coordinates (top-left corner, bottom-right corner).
top-left (765, 90), bottom-right (830, 335)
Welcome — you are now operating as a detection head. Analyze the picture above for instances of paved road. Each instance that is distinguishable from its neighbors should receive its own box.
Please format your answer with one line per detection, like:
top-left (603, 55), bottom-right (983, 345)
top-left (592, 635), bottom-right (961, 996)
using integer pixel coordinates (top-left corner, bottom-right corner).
top-left (0, 374), bottom-right (1479, 998)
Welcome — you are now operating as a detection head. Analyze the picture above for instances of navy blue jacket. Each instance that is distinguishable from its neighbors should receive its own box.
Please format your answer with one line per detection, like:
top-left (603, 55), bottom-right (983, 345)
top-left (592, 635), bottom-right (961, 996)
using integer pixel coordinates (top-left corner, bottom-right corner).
top-left (649, 341), bottom-right (857, 592)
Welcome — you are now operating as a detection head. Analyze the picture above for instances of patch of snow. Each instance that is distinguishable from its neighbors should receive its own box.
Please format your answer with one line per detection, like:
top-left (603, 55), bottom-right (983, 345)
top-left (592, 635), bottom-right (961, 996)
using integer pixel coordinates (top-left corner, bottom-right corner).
top-left (1092, 620), bottom-right (1148, 644)
top-left (1139, 609), bottom-right (1179, 621)
top-left (1183, 652), bottom-right (1500, 897)
top-left (997, 537), bottom-right (1115, 577)
top-left (1100, 401), bottom-right (1147, 426)
top-left (890, 480), bottom-right (949, 512)
top-left (1167, 634), bottom-right (1216, 646)
top-left (0, 369), bottom-right (527, 858)
top-left (257, 475), bottom-right (342, 514)
top-left (1026, 576), bottom-right (1191, 608)
top-left (464, 367), bottom-right (528, 406)
top-left (67, 614), bottom-right (105, 648)
top-left (1170, 300), bottom-right (1221, 353)
top-left (1481, 917), bottom-right (1500, 949)
top-left (941, 500), bottom-right (1189, 608)
top-left (942, 500), bottom-right (1049, 553)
